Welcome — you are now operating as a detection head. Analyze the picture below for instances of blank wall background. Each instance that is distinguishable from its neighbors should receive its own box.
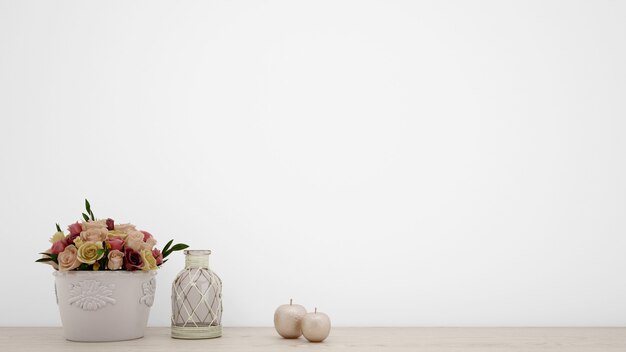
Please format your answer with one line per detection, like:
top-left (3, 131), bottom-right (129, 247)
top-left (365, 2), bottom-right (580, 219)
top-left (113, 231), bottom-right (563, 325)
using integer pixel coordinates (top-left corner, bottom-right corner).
top-left (1, 0), bottom-right (625, 326)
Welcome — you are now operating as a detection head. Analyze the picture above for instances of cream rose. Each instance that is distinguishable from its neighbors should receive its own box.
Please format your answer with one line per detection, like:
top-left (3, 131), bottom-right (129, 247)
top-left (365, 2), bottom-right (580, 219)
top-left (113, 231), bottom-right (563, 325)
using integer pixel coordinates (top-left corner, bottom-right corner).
top-left (125, 231), bottom-right (145, 251)
top-left (142, 236), bottom-right (157, 251)
top-left (107, 230), bottom-right (128, 240)
top-left (140, 249), bottom-right (157, 271)
top-left (58, 245), bottom-right (80, 271)
top-left (107, 249), bottom-right (124, 270)
top-left (115, 223), bottom-right (137, 233)
top-left (77, 241), bottom-right (104, 264)
top-left (80, 227), bottom-right (108, 242)
top-left (49, 231), bottom-right (65, 244)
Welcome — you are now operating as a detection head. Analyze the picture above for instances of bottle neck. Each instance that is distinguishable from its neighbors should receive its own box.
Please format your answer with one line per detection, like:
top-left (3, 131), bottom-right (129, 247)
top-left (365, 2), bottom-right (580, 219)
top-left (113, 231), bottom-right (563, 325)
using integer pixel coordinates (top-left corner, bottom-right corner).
top-left (185, 255), bottom-right (209, 269)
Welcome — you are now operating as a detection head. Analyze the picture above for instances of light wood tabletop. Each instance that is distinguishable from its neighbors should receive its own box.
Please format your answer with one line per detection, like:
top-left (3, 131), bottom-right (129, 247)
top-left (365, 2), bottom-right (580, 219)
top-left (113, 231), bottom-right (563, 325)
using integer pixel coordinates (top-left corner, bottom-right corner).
top-left (1, 327), bottom-right (625, 351)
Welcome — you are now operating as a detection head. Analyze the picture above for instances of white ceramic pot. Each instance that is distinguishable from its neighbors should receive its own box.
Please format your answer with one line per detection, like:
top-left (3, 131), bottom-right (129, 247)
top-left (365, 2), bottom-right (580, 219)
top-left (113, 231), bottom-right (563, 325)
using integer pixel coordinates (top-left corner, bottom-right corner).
top-left (53, 271), bottom-right (157, 342)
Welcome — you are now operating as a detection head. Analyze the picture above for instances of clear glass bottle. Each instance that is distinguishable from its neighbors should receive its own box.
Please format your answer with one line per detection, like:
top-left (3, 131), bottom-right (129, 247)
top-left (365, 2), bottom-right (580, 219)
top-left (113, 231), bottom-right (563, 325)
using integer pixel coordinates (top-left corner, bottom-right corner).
top-left (171, 250), bottom-right (223, 339)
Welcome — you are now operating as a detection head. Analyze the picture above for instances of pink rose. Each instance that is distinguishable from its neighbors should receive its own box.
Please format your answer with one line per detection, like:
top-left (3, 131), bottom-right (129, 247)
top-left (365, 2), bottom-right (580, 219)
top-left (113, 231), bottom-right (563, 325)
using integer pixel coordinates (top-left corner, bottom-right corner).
top-left (58, 245), bottom-right (80, 271)
top-left (107, 238), bottom-right (124, 251)
top-left (141, 230), bottom-right (152, 241)
top-left (67, 222), bottom-right (82, 236)
top-left (80, 227), bottom-right (108, 242)
top-left (106, 218), bottom-right (115, 231)
top-left (81, 219), bottom-right (108, 231)
top-left (124, 248), bottom-right (144, 271)
top-left (50, 240), bottom-right (67, 254)
top-left (107, 250), bottom-right (124, 270)
top-left (152, 249), bottom-right (163, 266)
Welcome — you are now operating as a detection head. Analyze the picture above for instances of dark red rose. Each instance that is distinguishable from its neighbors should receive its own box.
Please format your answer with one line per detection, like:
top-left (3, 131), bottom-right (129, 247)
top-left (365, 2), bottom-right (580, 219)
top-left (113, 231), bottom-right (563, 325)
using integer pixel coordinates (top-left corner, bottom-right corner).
top-left (65, 232), bottom-right (80, 245)
top-left (106, 218), bottom-right (115, 231)
top-left (124, 248), bottom-right (144, 271)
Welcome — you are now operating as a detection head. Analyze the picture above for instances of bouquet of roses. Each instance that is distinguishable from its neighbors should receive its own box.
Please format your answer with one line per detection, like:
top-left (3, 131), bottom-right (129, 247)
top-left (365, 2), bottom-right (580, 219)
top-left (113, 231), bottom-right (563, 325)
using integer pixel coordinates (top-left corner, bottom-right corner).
top-left (37, 200), bottom-right (188, 271)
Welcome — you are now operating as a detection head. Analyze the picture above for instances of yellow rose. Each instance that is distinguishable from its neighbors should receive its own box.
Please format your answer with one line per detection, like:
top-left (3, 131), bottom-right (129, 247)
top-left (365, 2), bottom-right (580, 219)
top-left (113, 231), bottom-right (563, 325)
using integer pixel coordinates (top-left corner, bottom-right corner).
top-left (77, 241), bottom-right (104, 265)
top-left (73, 237), bottom-right (84, 248)
top-left (49, 231), bottom-right (65, 243)
top-left (140, 249), bottom-right (157, 271)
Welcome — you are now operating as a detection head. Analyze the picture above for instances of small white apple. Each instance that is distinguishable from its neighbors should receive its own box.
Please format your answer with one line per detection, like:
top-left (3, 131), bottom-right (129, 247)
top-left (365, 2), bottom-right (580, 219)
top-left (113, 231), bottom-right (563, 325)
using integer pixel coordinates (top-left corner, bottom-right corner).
top-left (301, 308), bottom-right (331, 342)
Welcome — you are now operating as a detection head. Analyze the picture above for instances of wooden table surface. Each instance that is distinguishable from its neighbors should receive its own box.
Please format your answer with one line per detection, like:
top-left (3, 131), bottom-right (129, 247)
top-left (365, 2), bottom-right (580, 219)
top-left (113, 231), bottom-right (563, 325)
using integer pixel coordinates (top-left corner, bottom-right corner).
top-left (1, 327), bottom-right (625, 351)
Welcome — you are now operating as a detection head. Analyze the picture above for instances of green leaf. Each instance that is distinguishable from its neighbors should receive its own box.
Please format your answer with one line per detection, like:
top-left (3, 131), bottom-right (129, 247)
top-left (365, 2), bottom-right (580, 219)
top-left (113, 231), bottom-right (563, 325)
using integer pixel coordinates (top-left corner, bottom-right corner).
top-left (162, 239), bottom-right (174, 255)
top-left (39, 253), bottom-right (58, 261)
top-left (36, 258), bottom-right (53, 263)
top-left (163, 243), bottom-right (189, 258)
top-left (82, 213), bottom-right (90, 222)
top-left (99, 255), bottom-right (108, 270)
top-left (169, 243), bottom-right (189, 252)
top-left (85, 199), bottom-right (95, 220)
top-left (55, 223), bottom-right (62, 232)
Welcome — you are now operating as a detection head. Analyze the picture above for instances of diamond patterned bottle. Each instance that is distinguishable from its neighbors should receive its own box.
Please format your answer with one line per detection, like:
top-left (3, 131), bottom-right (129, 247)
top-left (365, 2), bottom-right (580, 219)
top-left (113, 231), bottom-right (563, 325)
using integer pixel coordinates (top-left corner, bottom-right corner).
top-left (171, 250), bottom-right (223, 339)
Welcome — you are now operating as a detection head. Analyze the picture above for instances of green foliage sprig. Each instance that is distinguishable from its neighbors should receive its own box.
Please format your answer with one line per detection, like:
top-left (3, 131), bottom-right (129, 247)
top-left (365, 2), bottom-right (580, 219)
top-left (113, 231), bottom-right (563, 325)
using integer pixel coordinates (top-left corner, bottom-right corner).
top-left (82, 199), bottom-right (95, 221)
top-left (160, 239), bottom-right (189, 264)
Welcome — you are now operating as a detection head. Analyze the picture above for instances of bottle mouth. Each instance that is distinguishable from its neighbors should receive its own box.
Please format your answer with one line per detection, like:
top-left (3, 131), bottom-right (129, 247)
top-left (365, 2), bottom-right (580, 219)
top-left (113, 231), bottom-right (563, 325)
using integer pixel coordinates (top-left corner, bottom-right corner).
top-left (184, 250), bottom-right (211, 256)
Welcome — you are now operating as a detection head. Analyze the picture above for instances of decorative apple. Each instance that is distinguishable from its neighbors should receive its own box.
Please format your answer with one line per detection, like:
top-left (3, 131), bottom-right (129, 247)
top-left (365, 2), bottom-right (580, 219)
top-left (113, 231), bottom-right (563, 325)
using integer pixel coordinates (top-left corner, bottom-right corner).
top-left (273, 299), bottom-right (307, 339)
top-left (301, 308), bottom-right (331, 342)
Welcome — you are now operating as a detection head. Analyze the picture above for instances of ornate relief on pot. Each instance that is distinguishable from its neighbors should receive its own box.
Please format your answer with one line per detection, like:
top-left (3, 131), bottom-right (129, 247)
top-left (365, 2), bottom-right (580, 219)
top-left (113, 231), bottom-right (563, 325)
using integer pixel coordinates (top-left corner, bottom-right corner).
top-left (68, 280), bottom-right (116, 311)
top-left (140, 278), bottom-right (156, 307)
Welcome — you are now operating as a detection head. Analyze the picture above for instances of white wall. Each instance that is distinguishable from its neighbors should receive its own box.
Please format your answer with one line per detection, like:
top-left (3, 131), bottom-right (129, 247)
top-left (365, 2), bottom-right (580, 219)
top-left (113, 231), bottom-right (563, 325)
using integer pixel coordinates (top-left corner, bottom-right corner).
top-left (1, 0), bottom-right (625, 327)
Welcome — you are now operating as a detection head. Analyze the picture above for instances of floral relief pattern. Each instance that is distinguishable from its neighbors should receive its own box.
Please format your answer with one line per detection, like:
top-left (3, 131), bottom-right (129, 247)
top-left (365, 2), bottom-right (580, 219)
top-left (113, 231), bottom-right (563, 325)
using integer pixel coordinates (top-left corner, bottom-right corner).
top-left (68, 280), bottom-right (116, 311)
top-left (140, 278), bottom-right (156, 307)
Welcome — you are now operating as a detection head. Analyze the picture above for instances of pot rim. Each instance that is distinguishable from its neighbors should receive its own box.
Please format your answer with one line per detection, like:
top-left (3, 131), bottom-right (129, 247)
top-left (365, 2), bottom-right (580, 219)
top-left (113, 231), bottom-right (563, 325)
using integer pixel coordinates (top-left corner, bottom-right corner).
top-left (53, 270), bottom-right (157, 277)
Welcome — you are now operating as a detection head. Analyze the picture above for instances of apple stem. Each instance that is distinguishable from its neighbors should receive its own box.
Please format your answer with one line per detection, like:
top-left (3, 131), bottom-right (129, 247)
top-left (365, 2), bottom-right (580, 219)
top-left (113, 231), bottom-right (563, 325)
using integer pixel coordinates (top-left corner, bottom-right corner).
top-left (290, 298), bottom-right (292, 305)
